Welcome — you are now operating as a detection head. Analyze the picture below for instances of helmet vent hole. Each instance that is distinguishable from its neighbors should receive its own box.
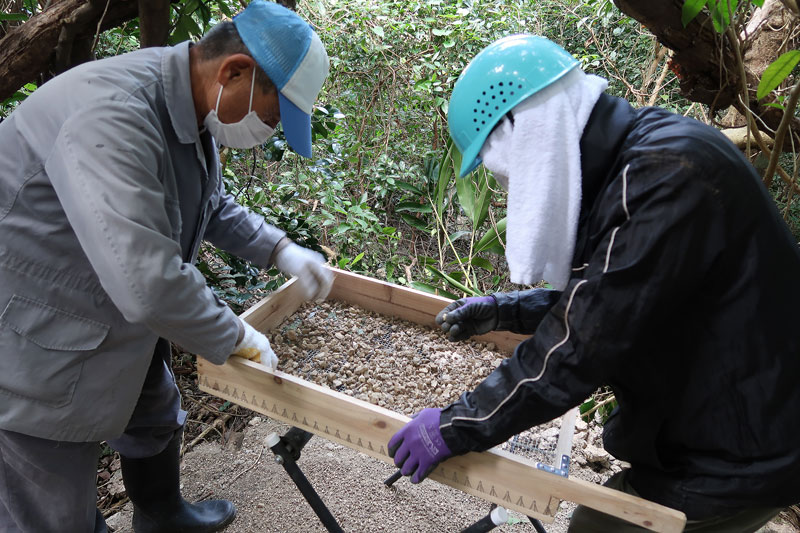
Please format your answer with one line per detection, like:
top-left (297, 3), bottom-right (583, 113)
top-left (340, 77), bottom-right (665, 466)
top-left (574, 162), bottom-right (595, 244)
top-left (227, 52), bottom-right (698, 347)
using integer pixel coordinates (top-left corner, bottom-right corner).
top-left (499, 82), bottom-right (504, 86)
top-left (495, 106), bottom-right (499, 110)
top-left (481, 121), bottom-right (485, 125)
top-left (518, 84), bottom-right (523, 89)
top-left (502, 99), bottom-right (507, 103)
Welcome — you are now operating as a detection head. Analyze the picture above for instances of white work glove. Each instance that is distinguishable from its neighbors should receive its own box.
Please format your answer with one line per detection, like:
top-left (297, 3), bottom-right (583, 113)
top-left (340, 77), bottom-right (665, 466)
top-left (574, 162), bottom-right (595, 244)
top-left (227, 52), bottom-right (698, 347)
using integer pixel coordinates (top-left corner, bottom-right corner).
top-left (273, 241), bottom-right (333, 302)
top-left (232, 320), bottom-right (278, 370)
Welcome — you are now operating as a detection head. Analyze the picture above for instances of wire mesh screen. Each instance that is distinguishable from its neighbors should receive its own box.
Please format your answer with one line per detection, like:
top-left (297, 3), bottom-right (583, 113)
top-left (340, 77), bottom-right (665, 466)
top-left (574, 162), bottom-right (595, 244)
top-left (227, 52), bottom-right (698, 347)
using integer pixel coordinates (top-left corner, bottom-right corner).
top-left (276, 303), bottom-right (576, 475)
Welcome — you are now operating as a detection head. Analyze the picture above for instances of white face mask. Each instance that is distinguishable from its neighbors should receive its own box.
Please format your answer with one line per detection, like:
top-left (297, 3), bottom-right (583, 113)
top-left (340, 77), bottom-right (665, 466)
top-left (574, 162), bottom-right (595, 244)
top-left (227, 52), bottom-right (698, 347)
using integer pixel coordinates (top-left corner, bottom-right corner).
top-left (203, 69), bottom-right (275, 149)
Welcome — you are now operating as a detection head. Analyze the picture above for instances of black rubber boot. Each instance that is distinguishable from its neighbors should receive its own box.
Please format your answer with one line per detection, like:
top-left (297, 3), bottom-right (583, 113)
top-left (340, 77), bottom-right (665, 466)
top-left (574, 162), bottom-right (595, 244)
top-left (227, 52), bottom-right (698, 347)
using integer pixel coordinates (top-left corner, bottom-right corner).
top-left (120, 431), bottom-right (236, 533)
top-left (95, 508), bottom-right (108, 533)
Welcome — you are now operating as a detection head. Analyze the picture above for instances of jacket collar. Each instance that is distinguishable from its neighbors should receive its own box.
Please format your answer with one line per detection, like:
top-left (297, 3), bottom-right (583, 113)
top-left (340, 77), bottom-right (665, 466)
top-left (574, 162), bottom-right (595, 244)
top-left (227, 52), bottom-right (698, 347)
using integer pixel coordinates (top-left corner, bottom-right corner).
top-left (578, 93), bottom-right (635, 221)
top-left (161, 41), bottom-right (199, 145)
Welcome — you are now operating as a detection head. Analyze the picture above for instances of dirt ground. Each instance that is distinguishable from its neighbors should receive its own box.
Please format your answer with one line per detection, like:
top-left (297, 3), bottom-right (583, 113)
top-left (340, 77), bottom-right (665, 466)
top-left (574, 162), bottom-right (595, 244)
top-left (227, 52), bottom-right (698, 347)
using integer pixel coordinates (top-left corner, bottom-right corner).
top-left (103, 414), bottom-right (798, 533)
top-left (105, 414), bottom-right (589, 533)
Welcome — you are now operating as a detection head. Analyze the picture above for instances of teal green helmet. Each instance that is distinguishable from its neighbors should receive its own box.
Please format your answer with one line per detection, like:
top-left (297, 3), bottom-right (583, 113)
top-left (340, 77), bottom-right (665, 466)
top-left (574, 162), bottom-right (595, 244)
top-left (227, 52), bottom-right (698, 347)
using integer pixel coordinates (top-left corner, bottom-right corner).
top-left (448, 34), bottom-right (579, 177)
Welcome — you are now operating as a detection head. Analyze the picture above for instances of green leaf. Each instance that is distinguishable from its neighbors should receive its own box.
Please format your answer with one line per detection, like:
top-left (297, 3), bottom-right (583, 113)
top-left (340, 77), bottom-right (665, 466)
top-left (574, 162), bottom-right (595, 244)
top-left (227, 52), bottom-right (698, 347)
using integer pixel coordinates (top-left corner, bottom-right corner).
top-left (410, 282), bottom-right (459, 300)
top-left (474, 218), bottom-right (507, 255)
top-left (432, 28), bottom-right (453, 36)
top-left (2, 91), bottom-right (28, 106)
top-left (455, 163), bottom-right (476, 222)
top-left (334, 223), bottom-right (351, 234)
top-left (400, 213), bottom-right (430, 231)
top-left (425, 265), bottom-right (478, 295)
top-left (708, 0), bottom-right (736, 32)
top-left (372, 26), bottom-right (384, 38)
top-left (215, 0), bottom-right (232, 17)
top-left (472, 168), bottom-right (494, 228)
top-left (757, 50), bottom-right (800, 100)
top-left (417, 256), bottom-right (439, 267)
top-left (0, 12), bottom-right (28, 21)
top-left (435, 140), bottom-right (457, 218)
top-left (470, 256), bottom-right (494, 272)
top-left (394, 181), bottom-right (424, 195)
top-left (447, 230), bottom-right (471, 243)
top-left (447, 270), bottom-right (465, 282)
top-left (396, 201), bottom-right (432, 213)
top-left (350, 252), bottom-right (365, 267)
top-left (681, 0), bottom-right (706, 27)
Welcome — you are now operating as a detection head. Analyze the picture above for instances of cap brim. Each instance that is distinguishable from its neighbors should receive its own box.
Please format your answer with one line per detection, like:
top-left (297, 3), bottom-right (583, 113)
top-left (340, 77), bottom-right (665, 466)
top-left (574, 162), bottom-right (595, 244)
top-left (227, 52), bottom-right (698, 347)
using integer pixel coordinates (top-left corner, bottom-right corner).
top-left (279, 92), bottom-right (312, 158)
top-left (459, 154), bottom-right (482, 178)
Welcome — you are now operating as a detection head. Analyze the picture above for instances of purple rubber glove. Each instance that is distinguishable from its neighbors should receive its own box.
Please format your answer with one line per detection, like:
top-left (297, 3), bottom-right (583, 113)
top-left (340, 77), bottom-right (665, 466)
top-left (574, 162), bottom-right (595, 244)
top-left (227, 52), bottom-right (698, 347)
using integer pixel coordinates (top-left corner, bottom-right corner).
top-left (388, 408), bottom-right (452, 484)
top-left (435, 296), bottom-right (498, 341)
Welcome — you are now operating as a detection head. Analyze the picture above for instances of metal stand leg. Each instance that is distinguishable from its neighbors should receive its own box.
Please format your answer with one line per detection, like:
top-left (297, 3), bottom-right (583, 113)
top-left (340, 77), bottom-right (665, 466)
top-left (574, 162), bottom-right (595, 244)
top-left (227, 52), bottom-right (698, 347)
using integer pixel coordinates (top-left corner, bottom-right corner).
top-left (528, 515), bottom-right (548, 533)
top-left (267, 428), bottom-right (344, 533)
top-left (460, 505), bottom-right (509, 533)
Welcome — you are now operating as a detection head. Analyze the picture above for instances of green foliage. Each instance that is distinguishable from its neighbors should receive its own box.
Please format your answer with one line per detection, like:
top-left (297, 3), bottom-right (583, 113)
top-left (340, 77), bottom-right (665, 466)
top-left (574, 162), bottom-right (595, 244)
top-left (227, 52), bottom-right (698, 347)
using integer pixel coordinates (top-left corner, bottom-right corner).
top-left (197, 0), bottom-right (700, 295)
top-left (757, 51), bottom-right (800, 101)
top-left (3, 0), bottom-right (795, 297)
top-left (580, 389), bottom-right (618, 424)
top-left (682, 0), bottom-right (766, 31)
top-left (1, 82), bottom-right (37, 112)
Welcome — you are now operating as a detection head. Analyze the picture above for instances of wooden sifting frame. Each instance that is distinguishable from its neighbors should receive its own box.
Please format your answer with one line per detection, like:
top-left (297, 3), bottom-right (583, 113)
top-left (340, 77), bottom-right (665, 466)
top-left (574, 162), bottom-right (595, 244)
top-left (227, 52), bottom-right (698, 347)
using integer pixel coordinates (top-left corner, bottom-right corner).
top-left (198, 267), bottom-right (686, 532)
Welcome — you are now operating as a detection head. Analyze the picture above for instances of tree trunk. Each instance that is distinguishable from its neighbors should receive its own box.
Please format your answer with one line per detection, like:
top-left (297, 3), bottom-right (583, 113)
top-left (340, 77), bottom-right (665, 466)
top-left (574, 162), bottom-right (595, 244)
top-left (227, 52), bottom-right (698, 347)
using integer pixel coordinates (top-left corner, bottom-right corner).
top-left (613, 0), bottom-right (739, 109)
top-left (0, 0), bottom-right (140, 101)
top-left (138, 0), bottom-right (171, 47)
top-left (613, 0), bottom-right (799, 137)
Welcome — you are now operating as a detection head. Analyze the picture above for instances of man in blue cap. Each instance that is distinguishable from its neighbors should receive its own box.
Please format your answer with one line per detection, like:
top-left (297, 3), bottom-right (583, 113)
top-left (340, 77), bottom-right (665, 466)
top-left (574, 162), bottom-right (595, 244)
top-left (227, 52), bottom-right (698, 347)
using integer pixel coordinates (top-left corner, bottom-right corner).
top-left (0, 1), bottom-right (330, 531)
top-left (389, 34), bottom-right (800, 531)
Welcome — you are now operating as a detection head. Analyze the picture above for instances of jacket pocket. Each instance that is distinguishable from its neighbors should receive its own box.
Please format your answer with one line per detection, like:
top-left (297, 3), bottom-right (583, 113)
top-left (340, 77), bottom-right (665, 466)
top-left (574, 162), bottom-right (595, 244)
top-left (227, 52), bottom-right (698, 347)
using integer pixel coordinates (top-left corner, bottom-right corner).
top-left (0, 295), bottom-right (109, 407)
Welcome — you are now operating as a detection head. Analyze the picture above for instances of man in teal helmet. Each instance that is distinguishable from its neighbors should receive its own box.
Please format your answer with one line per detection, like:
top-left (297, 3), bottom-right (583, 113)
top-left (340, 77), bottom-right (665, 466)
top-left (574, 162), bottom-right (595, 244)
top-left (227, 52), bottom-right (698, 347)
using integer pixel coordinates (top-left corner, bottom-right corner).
top-left (0, 2), bottom-right (332, 531)
top-left (389, 34), bottom-right (800, 531)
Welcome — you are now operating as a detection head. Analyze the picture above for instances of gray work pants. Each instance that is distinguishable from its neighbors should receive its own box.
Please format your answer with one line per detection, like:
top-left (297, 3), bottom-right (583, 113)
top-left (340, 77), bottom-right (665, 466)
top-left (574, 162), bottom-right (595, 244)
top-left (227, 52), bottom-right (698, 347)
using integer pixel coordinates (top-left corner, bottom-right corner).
top-left (0, 339), bottom-right (186, 533)
top-left (568, 469), bottom-right (782, 533)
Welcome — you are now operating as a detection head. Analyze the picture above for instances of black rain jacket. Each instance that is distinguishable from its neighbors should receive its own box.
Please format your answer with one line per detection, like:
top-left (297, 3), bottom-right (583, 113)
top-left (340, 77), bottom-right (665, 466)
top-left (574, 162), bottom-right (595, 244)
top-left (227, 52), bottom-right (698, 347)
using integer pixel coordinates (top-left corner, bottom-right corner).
top-left (439, 94), bottom-right (800, 519)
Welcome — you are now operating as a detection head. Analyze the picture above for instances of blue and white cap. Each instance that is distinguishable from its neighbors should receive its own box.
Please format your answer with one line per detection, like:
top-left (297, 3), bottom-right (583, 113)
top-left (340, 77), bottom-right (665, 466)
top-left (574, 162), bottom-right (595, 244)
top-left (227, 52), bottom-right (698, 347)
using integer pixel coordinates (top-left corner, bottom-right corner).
top-left (234, 0), bottom-right (329, 157)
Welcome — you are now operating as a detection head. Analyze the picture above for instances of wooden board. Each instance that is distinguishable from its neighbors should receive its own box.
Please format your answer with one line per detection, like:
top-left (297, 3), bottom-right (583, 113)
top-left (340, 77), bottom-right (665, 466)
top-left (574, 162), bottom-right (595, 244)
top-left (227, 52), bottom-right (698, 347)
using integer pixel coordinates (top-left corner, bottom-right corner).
top-left (199, 267), bottom-right (686, 532)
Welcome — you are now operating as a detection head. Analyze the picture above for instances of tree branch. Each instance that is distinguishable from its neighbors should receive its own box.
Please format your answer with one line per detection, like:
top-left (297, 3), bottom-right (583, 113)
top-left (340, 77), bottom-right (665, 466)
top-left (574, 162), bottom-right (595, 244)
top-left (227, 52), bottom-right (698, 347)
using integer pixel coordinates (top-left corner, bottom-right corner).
top-left (0, 0), bottom-right (139, 101)
top-left (54, 0), bottom-right (106, 72)
top-left (763, 80), bottom-right (800, 186)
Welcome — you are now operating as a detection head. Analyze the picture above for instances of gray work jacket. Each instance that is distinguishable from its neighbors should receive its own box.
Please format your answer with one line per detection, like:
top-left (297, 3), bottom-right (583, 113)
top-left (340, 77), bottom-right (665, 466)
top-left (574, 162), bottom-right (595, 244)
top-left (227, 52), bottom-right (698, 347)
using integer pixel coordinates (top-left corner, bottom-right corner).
top-left (0, 42), bottom-right (284, 441)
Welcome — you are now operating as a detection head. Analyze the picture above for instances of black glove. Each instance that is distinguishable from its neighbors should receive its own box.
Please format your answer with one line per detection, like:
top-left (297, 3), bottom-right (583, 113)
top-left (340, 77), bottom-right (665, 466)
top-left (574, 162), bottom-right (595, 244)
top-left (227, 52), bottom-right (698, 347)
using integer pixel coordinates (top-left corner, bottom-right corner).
top-left (435, 296), bottom-right (498, 341)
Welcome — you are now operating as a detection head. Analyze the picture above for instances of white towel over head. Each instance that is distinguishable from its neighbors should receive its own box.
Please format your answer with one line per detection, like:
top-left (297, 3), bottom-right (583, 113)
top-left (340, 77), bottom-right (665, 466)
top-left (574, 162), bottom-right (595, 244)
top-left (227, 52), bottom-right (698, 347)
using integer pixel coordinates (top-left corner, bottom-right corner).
top-left (479, 69), bottom-right (607, 290)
